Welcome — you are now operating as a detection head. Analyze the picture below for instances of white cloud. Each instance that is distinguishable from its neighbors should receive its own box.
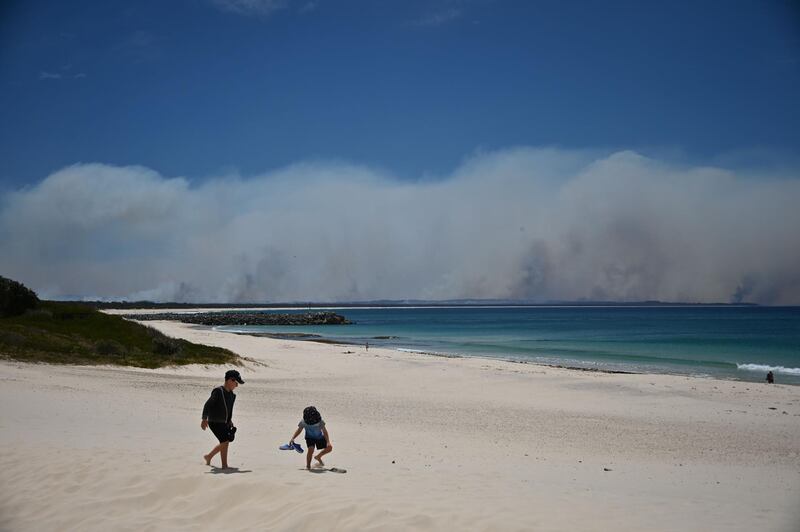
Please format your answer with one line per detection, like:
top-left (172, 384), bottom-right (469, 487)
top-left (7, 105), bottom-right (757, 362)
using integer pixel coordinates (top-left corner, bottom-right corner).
top-left (298, 1), bottom-right (317, 14)
top-left (413, 8), bottom-right (462, 27)
top-left (1, 149), bottom-right (799, 304)
top-left (39, 69), bottom-right (86, 80)
top-left (211, 0), bottom-right (288, 16)
top-left (39, 71), bottom-right (62, 80)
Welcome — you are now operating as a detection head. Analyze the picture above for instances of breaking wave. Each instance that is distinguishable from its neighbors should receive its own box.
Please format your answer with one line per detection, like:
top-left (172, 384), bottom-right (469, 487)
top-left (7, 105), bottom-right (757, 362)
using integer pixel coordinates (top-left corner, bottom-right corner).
top-left (737, 363), bottom-right (800, 376)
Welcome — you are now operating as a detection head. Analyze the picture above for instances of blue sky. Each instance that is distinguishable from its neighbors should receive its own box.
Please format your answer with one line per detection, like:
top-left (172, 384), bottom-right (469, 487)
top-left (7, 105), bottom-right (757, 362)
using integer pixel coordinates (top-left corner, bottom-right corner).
top-left (1, 0), bottom-right (798, 189)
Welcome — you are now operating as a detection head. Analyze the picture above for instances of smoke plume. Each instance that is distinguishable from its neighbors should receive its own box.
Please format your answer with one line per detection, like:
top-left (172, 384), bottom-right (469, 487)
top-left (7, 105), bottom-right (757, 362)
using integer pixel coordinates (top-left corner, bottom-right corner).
top-left (1, 148), bottom-right (799, 304)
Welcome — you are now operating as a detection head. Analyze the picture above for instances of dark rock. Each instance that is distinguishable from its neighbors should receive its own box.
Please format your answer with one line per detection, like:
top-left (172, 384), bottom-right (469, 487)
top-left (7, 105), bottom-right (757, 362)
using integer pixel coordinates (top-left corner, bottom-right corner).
top-left (122, 311), bottom-right (351, 327)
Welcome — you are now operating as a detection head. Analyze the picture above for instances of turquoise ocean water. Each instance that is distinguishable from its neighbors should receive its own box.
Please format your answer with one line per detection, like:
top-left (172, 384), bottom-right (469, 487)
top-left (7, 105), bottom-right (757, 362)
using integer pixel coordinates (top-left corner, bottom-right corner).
top-left (217, 306), bottom-right (800, 385)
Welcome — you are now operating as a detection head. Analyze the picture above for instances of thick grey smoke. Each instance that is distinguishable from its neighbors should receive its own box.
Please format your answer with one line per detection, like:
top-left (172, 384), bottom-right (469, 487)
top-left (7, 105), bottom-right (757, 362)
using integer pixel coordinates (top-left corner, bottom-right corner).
top-left (1, 148), bottom-right (799, 304)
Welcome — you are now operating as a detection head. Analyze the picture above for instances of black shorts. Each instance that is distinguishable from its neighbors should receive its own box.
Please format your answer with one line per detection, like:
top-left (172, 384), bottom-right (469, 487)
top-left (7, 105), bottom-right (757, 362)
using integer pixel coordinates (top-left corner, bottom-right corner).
top-left (305, 436), bottom-right (328, 450)
top-left (209, 422), bottom-right (236, 443)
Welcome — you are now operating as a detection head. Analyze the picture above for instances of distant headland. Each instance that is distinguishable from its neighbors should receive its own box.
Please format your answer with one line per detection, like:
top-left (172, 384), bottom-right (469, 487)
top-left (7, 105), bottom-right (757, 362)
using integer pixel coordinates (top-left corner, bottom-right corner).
top-left (74, 299), bottom-right (758, 309)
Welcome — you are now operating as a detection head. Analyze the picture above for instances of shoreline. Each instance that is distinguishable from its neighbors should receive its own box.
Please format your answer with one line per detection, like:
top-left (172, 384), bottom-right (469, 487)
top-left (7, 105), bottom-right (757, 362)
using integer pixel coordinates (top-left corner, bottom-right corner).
top-left (196, 323), bottom-right (788, 385)
top-left (231, 330), bottom-right (643, 375)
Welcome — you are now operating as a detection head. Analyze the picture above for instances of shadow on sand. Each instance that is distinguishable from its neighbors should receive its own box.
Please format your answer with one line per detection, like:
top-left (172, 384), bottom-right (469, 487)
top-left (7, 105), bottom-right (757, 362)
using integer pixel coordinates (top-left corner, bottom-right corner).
top-left (206, 467), bottom-right (253, 474)
top-left (303, 467), bottom-right (347, 474)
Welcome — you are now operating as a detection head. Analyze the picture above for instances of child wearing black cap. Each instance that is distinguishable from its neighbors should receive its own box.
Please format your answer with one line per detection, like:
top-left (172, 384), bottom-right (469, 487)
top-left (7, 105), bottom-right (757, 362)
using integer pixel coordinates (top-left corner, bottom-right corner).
top-left (289, 406), bottom-right (333, 470)
top-left (201, 369), bottom-right (244, 468)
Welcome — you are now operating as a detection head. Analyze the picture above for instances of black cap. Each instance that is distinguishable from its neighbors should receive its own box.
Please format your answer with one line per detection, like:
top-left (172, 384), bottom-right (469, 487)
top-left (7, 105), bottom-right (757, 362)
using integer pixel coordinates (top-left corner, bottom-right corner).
top-left (225, 369), bottom-right (244, 384)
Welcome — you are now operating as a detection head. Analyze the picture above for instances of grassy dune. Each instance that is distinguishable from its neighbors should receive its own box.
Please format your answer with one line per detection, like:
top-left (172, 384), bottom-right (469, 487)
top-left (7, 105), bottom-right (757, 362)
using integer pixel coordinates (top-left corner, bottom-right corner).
top-left (0, 301), bottom-right (238, 368)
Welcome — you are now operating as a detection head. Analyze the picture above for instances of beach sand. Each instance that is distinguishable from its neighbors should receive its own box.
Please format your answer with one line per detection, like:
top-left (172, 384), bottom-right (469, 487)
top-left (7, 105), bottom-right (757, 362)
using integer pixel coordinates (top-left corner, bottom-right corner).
top-left (1, 319), bottom-right (799, 531)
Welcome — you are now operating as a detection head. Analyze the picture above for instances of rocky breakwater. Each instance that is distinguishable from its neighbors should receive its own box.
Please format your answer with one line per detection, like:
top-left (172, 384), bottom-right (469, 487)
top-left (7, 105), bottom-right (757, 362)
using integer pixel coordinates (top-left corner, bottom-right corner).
top-left (121, 311), bottom-right (351, 326)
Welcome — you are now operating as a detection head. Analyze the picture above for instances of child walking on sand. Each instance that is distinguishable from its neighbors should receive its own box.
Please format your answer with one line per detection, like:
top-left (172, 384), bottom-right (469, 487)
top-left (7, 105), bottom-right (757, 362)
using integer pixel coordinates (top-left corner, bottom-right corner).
top-left (201, 369), bottom-right (244, 469)
top-left (289, 406), bottom-right (333, 470)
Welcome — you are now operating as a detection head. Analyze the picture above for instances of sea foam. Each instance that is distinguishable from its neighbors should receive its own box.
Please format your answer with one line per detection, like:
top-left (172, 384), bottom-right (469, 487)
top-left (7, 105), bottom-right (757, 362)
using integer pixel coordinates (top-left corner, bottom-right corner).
top-left (737, 363), bottom-right (800, 376)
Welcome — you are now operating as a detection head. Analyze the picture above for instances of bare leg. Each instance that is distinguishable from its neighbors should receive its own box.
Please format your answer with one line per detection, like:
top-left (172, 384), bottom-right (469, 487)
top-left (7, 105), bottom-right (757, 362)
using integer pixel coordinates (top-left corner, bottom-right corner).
top-left (306, 446), bottom-right (314, 469)
top-left (315, 444), bottom-right (333, 466)
top-left (205, 442), bottom-right (224, 465)
top-left (220, 442), bottom-right (230, 468)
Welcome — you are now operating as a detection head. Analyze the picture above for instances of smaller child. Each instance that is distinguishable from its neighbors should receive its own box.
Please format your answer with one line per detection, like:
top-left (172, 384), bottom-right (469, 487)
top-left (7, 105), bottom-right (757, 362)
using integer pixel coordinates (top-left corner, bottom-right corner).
top-left (290, 406), bottom-right (333, 470)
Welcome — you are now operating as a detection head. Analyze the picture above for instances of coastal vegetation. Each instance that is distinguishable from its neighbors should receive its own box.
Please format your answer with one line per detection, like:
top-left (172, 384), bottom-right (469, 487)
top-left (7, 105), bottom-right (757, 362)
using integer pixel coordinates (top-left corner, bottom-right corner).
top-left (0, 277), bottom-right (238, 368)
top-left (0, 276), bottom-right (39, 317)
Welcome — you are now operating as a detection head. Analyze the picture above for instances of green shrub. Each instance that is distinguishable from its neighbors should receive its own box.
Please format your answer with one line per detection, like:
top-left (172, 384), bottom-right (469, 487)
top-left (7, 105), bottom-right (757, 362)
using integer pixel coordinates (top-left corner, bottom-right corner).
top-left (0, 301), bottom-right (238, 367)
top-left (153, 335), bottom-right (181, 356)
top-left (95, 339), bottom-right (124, 356)
top-left (24, 308), bottom-right (53, 319)
top-left (0, 276), bottom-right (39, 317)
top-left (0, 331), bottom-right (26, 347)
top-left (50, 303), bottom-right (93, 320)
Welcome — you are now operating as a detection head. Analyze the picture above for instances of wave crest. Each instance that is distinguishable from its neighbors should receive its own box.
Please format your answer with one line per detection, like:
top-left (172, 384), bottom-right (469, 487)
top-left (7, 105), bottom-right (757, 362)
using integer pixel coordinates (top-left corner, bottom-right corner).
top-left (737, 363), bottom-right (800, 376)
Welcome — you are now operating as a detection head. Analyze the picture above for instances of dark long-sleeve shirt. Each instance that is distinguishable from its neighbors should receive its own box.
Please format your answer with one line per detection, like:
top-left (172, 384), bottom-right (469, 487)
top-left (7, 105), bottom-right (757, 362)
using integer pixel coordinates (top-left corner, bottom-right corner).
top-left (202, 386), bottom-right (235, 423)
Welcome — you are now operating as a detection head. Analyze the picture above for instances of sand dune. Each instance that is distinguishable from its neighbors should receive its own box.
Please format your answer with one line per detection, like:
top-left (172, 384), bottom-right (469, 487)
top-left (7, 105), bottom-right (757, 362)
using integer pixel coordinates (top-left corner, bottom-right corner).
top-left (1, 319), bottom-right (799, 531)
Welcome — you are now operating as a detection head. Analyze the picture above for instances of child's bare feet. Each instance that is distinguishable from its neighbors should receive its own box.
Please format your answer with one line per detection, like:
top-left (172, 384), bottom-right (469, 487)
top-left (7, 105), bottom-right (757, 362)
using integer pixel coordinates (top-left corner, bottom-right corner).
top-left (314, 454), bottom-right (325, 466)
top-left (204, 454), bottom-right (212, 465)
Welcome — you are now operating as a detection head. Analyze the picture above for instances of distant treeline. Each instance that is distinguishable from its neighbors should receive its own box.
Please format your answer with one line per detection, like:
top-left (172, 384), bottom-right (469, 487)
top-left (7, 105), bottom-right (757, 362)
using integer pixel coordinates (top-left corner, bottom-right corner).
top-left (70, 300), bottom-right (757, 309)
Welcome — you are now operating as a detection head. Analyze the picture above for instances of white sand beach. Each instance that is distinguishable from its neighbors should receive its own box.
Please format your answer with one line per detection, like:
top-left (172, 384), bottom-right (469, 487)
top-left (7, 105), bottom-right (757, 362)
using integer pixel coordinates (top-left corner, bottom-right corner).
top-left (1, 318), bottom-right (799, 531)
